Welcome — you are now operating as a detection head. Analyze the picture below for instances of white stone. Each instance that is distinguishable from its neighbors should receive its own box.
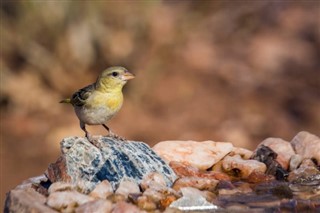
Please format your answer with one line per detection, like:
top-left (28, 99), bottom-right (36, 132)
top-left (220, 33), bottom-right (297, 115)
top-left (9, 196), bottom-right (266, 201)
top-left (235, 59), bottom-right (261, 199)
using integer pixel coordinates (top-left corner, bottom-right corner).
top-left (291, 131), bottom-right (320, 165)
top-left (222, 155), bottom-right (266, 178)
top-left (153, 140), bottom-right (233, 170)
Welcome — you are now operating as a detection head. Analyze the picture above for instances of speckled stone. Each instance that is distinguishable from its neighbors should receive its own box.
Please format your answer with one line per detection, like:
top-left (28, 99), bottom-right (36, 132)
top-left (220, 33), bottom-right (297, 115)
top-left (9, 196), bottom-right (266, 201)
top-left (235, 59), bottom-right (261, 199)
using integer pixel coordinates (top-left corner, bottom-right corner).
top-left (46, 136), bottom-right (177, 192)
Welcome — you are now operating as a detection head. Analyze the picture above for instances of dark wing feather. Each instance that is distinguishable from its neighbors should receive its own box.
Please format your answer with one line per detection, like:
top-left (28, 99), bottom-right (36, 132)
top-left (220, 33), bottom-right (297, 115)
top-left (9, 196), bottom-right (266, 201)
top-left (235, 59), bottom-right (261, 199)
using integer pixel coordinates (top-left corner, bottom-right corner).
top-left (70, 84), bottom-right (95, 106)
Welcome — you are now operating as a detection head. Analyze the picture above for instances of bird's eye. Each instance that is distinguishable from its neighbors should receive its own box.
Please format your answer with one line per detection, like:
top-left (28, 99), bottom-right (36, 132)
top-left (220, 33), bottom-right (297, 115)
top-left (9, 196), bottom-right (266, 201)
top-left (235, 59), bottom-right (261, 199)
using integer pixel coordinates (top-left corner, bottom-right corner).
top-left (112, 72), bottom-right (118, 77)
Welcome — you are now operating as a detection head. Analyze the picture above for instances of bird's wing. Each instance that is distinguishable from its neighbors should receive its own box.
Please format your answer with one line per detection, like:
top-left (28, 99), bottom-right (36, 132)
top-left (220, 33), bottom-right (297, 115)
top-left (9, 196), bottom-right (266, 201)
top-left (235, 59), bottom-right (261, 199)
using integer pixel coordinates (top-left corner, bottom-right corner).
top-left (70, 84), bottom-right (95, 107)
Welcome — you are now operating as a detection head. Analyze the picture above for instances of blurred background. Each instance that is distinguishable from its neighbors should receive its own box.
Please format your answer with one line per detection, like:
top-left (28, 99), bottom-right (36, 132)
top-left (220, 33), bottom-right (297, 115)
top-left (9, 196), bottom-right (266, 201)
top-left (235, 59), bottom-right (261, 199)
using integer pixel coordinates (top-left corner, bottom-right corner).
top-left (1, 0), bottom-right (319, 208)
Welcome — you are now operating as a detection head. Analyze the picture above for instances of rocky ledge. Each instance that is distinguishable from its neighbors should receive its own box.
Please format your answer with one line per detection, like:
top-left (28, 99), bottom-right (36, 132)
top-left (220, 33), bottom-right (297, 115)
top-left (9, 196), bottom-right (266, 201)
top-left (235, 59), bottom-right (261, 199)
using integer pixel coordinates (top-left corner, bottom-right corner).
top-left (4, 131), bottom-right (320, 212)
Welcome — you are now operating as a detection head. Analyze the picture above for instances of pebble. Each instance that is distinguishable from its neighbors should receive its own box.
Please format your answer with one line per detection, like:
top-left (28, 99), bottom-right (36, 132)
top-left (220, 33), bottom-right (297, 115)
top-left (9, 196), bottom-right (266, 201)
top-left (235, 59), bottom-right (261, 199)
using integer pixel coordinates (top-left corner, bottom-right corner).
top-left (256, 137), bottom-right (295, 170)
top-left (230, 147), bottom-right (253, 160)
top-left (289, 154), bottom-right (303, 171)
top-left (89, 180), bottom-right (113, 199)
top-left (112, 201), bottom-right (143, 213)
top-left (48, 182), bottom-right (75, 194)
top-left (291, 131), bottom-right (320, 165)
top-left (288, 159), bottom-right (320, 182)
top-left (172, 177), bottom-right (218, 192)
top-left (153, 140), bottom-right (233, 170)
top-left (46, 191), bottom-right (94, 212)
top-left (75, 199), bottom-right (112, 213)
top-left (222, 155), bottom-right (267, 179)
top-left (140, 172), bottom-right (167, 191)
top-left (115, 179), bottom-right (140, 197)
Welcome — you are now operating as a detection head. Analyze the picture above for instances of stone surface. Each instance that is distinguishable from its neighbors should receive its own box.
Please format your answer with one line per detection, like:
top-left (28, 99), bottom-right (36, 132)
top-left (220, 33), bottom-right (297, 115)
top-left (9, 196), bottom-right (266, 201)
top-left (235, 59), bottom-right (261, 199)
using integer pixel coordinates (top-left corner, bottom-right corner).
top-left (4, 189), bottom-right (57, 213)
top-left (291, 131), bottom-right (320, 165)
top-left (222, 155), bottom-right (267, 179)
top-left (89, 180), bottom-right (113, 199)
top-left (153, 140), bottom-right (233, 170)
top-left (75, 199), bottom-right (113, 213)
top-left (256, 137), bottom-right (295, 170)
top-left (46, 136), bottom-right (177, 192)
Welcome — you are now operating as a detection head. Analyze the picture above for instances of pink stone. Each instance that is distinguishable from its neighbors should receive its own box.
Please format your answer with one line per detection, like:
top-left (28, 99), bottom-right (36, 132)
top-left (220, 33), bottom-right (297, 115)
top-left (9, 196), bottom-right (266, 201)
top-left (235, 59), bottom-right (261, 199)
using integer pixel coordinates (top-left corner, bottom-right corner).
top-left (153, 140), bottom-right (233, 170)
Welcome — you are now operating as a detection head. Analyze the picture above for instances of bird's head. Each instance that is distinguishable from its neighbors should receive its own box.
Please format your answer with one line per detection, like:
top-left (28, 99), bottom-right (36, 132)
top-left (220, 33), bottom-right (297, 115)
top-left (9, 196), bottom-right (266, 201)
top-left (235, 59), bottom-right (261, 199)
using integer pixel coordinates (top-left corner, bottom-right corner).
top-left (96, 66), bottom-right (135, 91)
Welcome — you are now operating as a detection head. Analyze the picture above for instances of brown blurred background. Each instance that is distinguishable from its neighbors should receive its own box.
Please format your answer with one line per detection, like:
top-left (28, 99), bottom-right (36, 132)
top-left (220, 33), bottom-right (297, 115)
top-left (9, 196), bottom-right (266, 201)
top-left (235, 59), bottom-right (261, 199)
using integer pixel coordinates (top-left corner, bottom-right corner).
top-left (1, 1), bottom-right (319, 208)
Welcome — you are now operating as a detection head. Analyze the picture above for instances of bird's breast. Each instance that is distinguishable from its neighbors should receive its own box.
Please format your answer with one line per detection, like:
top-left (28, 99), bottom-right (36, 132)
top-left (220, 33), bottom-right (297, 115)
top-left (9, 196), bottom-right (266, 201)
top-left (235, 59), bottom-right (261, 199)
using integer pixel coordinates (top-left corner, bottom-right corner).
top-left (75, 92), bottom-right (123, 125)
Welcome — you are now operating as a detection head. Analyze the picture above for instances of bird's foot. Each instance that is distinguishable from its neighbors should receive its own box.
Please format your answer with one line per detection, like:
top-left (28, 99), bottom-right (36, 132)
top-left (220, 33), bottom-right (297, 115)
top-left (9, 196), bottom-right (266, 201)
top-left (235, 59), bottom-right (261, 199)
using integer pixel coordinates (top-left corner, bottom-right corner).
top-left (108, 131), bottom-right (127, 141)
top-left (85, 133), bottom-right (101, 147)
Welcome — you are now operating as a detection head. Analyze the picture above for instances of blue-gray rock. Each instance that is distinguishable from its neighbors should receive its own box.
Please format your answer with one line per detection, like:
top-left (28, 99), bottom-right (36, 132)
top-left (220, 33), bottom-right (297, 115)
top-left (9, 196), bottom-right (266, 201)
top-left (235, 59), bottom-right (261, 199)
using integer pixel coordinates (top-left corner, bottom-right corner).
top-left (46, 136), bottom-right (177, 192)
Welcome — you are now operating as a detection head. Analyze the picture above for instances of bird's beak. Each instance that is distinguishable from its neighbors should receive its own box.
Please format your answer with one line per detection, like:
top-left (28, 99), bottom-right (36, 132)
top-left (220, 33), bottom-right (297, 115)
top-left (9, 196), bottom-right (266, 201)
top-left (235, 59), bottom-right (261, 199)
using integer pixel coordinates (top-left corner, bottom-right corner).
top-left (121, 72), bottom-right (135, 81)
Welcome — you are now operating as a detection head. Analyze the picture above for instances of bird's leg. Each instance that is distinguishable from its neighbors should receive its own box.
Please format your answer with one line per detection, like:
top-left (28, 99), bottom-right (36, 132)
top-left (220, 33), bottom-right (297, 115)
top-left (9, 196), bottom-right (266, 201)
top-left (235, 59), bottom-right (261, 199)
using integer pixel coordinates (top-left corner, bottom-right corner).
top-left (80, 121), bottom-right (92, 141)
top-left (102, 124), bottom-right (126, 141)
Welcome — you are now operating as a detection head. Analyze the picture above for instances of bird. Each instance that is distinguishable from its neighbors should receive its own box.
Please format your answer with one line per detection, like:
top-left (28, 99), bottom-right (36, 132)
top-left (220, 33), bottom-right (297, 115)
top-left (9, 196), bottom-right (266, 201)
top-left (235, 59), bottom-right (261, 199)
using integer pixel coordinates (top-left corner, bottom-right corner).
top-left (60, 66), bottom-right (135, 140)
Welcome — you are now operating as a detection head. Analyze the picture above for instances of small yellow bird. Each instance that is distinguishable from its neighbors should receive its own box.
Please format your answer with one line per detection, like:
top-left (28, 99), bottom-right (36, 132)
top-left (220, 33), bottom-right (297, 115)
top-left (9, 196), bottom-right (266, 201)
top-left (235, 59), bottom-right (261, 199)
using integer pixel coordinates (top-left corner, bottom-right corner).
top-left (60, 66), bottom-right (135, 139)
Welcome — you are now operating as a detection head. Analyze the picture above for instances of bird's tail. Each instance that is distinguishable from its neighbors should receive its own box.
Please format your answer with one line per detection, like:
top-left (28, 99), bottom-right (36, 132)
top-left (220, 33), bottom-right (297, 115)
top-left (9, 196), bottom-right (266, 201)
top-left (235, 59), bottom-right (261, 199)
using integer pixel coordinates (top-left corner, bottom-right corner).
top-left (59, 98), bottom-right (71, 104)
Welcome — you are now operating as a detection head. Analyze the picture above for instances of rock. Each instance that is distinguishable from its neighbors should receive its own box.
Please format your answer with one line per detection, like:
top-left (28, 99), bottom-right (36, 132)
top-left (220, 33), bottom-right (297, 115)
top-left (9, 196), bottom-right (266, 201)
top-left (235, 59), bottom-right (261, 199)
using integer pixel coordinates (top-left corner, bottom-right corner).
top-left (169, 187), bottom-right (220, 211)
top-left (251, 145), bottom-right (288, 180)
top-left (140, 172), bottom-right (167, 191)
top-left (75, 199), bottom-right (113, 213)
top-left (15, 175), bottom-right (48, 190)
top-left (172, 177), bottom-right (218, 192)
top-left (89, 180), bottom-right (113, 199)
top-left (153, 140), bottom-right (233, 170)
top-left (256, 137), bottom-right (295, 170)
top-left (46, 136), bottom-right (177, 192)
top-left (46, 191), bottom-right (94, 212)
top-left (136, 195), bottom-right (157, 211)
top-left (291, 131), bottom-right (320, 165)
top-left (142, 186), bottom-right (179, 209)
top-left (4, 189), bottom-right (57, 213)
top-left (222, 155), bottom-right (267, 179)
top-left (115, 179), bottom-right (140, 197)
top-left (289, 154), bottom-right (303, 171)
top-left (288, 159), bottom-right (320, 183)
top-left (230, 147), bottom-right (253, 160)
top-left (112, 201), bottom-right (142, 213)
top-left (48, 182), bottom-right (75, 194)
